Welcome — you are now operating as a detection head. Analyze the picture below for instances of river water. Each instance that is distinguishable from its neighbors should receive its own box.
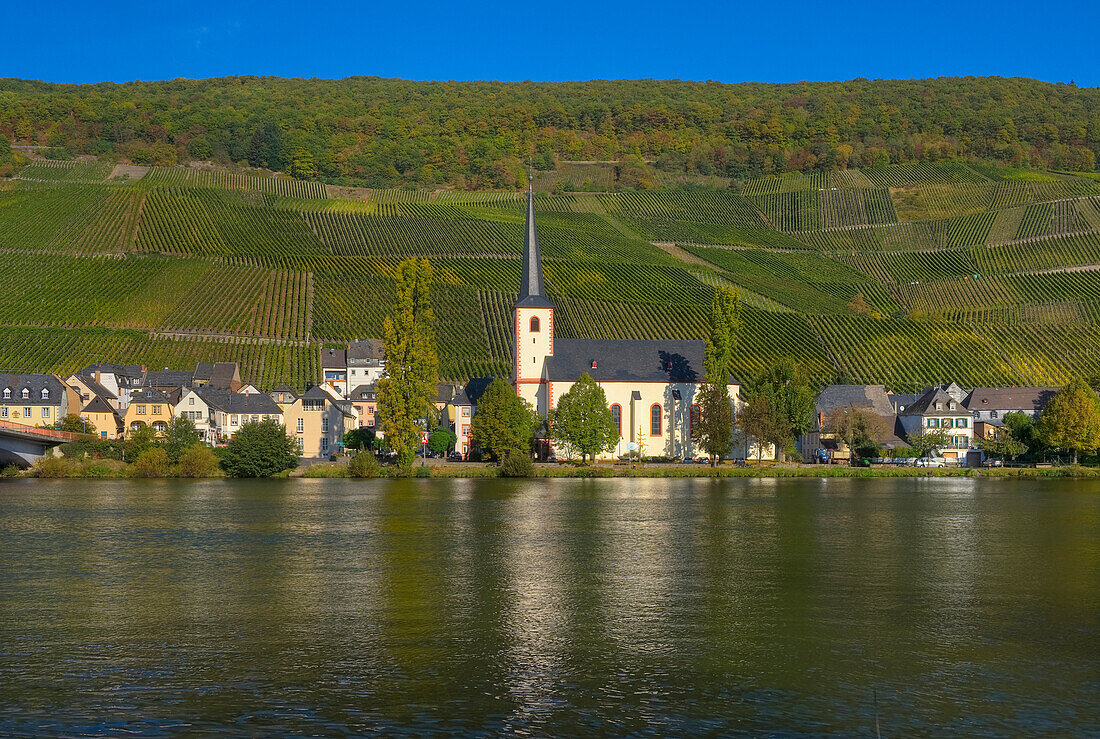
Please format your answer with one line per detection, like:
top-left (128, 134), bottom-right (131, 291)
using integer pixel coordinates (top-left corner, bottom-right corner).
top-left (1, 477), bottom-right (1098, 735)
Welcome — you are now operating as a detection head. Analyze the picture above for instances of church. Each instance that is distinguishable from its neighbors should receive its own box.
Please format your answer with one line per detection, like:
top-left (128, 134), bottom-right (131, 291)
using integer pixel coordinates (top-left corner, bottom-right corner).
top-left (512, 192), bottom-right (753, 461)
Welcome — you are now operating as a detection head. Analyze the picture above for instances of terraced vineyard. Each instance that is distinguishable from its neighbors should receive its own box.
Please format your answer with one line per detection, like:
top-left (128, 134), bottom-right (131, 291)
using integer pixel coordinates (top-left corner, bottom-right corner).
top-left (3, 158), bottom-right (1100, 390)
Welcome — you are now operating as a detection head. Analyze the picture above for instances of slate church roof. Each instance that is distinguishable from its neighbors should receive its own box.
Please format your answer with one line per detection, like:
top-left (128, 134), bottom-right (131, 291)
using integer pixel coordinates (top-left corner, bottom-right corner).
top-left (546, 338), bottom-right (706, 383)
top-left (515, 191), bottom-right (553, 309)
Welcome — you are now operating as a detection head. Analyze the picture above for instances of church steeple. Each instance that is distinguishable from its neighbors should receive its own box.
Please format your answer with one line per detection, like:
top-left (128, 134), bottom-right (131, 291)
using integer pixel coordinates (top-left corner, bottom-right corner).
top-left (516, 190), bottom-right (553, 308)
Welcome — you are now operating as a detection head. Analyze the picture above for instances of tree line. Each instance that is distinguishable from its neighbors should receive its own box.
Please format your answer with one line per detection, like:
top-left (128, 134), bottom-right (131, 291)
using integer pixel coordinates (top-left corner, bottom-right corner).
top-left (0, 76), bottom-right (1097, 189)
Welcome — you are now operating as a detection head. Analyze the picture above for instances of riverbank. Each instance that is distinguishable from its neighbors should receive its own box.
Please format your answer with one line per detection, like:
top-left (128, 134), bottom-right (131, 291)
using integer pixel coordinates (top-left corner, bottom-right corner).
top-left (9, 457), bottom-right (1100, 480)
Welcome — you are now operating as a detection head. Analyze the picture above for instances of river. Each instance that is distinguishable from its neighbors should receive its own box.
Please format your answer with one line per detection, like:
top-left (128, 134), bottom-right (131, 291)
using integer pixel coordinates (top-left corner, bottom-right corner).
top-left (1, 477), bottom-right (1098, 735)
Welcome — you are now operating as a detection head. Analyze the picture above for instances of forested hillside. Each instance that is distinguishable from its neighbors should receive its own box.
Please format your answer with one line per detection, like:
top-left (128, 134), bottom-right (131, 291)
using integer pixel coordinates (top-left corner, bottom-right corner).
top-left (2, 157), bottom-right (1100, 390)
top-left (0, 76), bottom-right (1097, 189)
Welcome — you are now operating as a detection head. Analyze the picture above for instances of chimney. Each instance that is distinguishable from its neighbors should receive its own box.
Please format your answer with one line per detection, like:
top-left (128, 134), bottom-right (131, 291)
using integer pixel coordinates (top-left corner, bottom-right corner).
top-left (95, 370), bottom-right (101, 385)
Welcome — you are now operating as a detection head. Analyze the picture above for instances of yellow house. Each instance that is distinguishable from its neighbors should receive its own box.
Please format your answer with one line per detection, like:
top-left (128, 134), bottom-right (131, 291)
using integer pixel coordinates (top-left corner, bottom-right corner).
top-left (123, 388), bottom-right (175, 436)
top-left (282, 386), bottom-right (358, 458)
top-left (80, 396), bottom-right (123, 439)
top-left (0, 373), bottom-right (79, 428)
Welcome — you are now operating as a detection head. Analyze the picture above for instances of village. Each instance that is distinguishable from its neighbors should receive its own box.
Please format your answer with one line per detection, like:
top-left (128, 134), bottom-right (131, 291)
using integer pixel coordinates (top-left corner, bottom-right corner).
top-left (0, 194), bottom-right (1082, 471)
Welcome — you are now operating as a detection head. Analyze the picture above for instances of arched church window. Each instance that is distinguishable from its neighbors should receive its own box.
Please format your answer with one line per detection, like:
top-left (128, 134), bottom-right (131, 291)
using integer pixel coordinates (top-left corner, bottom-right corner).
top-left (530, 316), bottom-right (540, 332)
top-left (610, 404), bottom-right (621, 435)
top-left (650, 404), bottom-right (662, 436)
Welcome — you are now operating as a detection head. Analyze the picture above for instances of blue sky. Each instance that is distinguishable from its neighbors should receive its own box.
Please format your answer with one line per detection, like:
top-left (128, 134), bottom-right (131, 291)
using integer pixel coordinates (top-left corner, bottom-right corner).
top-left (8, 0), bottom-right (1099, 86)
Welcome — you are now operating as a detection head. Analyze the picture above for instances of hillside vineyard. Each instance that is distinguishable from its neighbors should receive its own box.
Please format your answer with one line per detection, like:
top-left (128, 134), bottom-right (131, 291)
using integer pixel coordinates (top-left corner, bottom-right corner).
top-left (2, 160), bottom-right (1100, 389)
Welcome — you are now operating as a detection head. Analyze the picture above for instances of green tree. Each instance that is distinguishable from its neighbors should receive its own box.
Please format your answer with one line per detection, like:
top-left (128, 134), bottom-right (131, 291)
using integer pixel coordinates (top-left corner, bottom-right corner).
top-left (377, 258), bottom-right (439, 466)
top-left (551, 373), bottom-right (618, 464)
top-left (907, 429), bottom-right (951, 458)
top-left (220, 420), bottom-right (299, 478)
top-left (1004, 411), bottom-right (1041, 456)
top-left (289, 148), bottom-right (317, 179)
top-left (131, 448), bottom-right (171, 478)
top-left (53, 413), bottom-right (91, 434)
top-left (736, 394), bottom-right (783, 463)
top-left (163, 415), bottom-right (202, 463)
top-left (976, 427), bottom-right (1027, 461)
top-left (126, 424), bottom-right (158, 458)
top-left (344, 427), bottom-right (376, 451)
top-left (428, 427), bottom-right (458, 455)
top-left (823, 406), bottom-right (887, 458)
top-left (469, 377), bottom-right (538, 462)
top-left (696, 286), bottom-right (743, 466)
top-left (1036, 379), bottom-right (1100, 464)
top-left (742, 359), bottom-right (816, 462)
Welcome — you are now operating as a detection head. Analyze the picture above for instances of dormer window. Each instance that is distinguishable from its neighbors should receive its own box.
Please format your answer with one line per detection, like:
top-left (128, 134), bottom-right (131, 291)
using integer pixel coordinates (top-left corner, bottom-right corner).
top-left (949, 402), bottom-right (956, 410)
top-left (935, 402), bottom-right (942, 410)
top-left (2, 388), bottom-right (9, 399)
top-left (21, 388), bottom-right (29, 399)
top-left (41, 388), bottom-right (49, 400)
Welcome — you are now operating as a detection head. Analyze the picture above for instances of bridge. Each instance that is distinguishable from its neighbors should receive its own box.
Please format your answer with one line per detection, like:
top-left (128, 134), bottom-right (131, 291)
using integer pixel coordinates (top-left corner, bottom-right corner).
top-left (0, 420), bottom-right (88, 468)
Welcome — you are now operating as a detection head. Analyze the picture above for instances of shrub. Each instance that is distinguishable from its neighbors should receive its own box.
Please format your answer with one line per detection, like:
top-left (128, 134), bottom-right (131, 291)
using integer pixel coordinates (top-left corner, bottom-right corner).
top-left (177, 444), bottom-right (220, 478)
top-left (30, 456), bottom-right (73, 478)
top-left (415, 465), bottom-right (431, 478)
top-left (500, 452), bottom-right (534, 478)
top-left (348, 453), bottom-right (380, 478)
top-left (220, 420), bottom-right (299, 478)
top-left (131, 448), bottom-right (171, 478)
top-left (1, 464), bottom-right (20, 477)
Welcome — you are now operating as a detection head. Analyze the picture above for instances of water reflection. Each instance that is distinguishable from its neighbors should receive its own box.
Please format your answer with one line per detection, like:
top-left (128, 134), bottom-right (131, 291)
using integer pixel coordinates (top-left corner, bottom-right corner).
top-left (1, 477), bottom-right (1098, 734)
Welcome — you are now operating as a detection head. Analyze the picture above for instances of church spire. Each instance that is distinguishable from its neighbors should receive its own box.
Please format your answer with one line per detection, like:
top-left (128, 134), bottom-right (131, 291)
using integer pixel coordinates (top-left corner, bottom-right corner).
top-left (516, 189), bottom-right (552, 308)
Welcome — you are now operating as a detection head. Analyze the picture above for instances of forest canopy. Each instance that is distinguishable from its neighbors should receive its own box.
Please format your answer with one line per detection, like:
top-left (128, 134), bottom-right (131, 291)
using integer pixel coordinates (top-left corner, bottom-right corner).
top-left (0, 76), bottom-right (1097, 189)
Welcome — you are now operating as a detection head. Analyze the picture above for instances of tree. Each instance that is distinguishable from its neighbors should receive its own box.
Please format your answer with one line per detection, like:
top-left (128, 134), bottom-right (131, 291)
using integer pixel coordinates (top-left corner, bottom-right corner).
top-left (1003, 411), bottom-right (1041, 456)
top-left (551, 373), bottom-right (618, 464)
top-left (377, 258), bottom-right (439, 466)
top-left (428, 427), bottom-right (458, 455)
top-left (344, 428), bottom-right (376, 451)
top-left (742, 359), bottom-right (816, 462)
top-left (823, 406), bottom-right (887, 458)
top-left (126, 424), bottom-right (158, 457)
top-left (907, 429), bottom-right (951, 458)
top-left (469, 377), bottom-right (538, 462)
top-left (737, 395), bottom-right (784, 463)
top-left (53, 413), bottom-right (91, 434)
top-left (220, 420), bottom-right (299, 478)
top-left (163, 415), bottom-right (202, 463)
top-left (696, 285), bottom-right (743, 466)
top-left (289, 148), bottom-right (317, 179)
top-left (131, 448), bottom-right (171, 478)
top-left (1036, 379), bottom-right (1100, 464)
top-left (177, 443), bottom-right (220, 477)
top-left (976, 427), bottom-right (1027, 461)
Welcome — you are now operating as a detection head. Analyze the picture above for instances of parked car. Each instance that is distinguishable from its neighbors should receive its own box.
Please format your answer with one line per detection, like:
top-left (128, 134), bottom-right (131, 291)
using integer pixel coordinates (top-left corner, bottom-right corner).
top-left (447, 451), bottom-right (463, 462)
top-left (984, 458), bottom-right (1004, 468)
top-left (914, 457), bottom-right (946, 468)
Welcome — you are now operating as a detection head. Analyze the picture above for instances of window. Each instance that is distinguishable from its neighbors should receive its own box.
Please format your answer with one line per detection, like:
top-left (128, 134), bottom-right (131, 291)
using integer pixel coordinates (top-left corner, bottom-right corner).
top-left (650, 404), bottom-right (662, 436)
top-left (137, 405), bottom-right (146, 415)
top-left (297, 418), bottom-right (304, 433)
top-left (101, 432), bottom-right (107, 439)
top-left (321, 437), bottom-right (329, 453)
top-left (322, 418), bottom-right (329, 433)
top-left (2, 389), bottom-right (8, 399)
top-left (42, 407), bottom-right (50, 418)
top-left (927, 418), bottom-right (938, 428)
top-left (23, 407), bottom-right (32, 418)
top-left (296, 438), bottom-right (304, 452)
top-left (461, 407), bottom-right (470, 417)
top-left (0, 408), bottom-right (6, 418)
top-left (21, 388), bottom-right (29, 399)
top-left (610, 404), bottom-right (622, 435)
top-left (957, 418), bottom-right (968, 428)
top-left (990, 410), bottom-right (998, 419)
top-left (230, 414), bottom-right (238, 425)
top-left (530, 316), bottom-right (540, 332)
top-left (41, 388), bottom-right (49, 400)
top-left (251, 415), bottom-right (259, 423)
top-left (949, 402), bottom-right (957, 410)
top-left (189, 397), bottom-right (195, 406)
top-left (152, 405), bottom-right (161, 415)
top-left (691, 404), bottom-right (702, 429)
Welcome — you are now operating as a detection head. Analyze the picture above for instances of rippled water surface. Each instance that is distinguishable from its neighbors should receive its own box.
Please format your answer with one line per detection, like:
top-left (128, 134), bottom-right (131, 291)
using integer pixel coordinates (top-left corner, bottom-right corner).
top-left (2, 477), bottom-right (1099, 735)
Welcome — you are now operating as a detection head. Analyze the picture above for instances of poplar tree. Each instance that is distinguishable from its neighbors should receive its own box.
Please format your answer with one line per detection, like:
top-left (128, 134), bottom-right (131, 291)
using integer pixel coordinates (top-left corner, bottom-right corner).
top-left (696, 286), bottom-right (742, 466)
top-left (377, 258), bottom-right (439, 466)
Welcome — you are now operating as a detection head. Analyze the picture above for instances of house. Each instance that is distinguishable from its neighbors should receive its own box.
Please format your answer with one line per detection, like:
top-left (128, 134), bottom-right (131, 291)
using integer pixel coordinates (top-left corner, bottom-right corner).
top-left (347, 339), bottom-right (385, 388)
top-left (800, 384), bottom-right (903, 462)
top-left (441, 377), bottom-right (493, 458)
top-left (200, 390), bottom-right (284, 441)
top-left (175, 388), bottom-right (216, 443)
top-left (348, 384), bottom-right (378, 429)
top-left (321, 348), bottom-right (348, 398)
top-left (67, 373), bottom-right (120, 411)
top-left (898, 386), bottom-right (974, 461)
top-left (964, 386), bottom-right (1058, 439)
top-left (283, 386), bottom-right (358, 458)
top-left (79, 363), bottom-right (144, 407)
top-left (0, 374), bottom-right (78, 428)
top-left (143, 369), bottom-right (194, 393)
top-left (510, 192), bottom-right (763, 461)
top-left (79, 396), bottom-right (123, 439)
top-left (193, 362), bottom-right (242, 392)
top-left (122, 388), bottom-right (175, 435)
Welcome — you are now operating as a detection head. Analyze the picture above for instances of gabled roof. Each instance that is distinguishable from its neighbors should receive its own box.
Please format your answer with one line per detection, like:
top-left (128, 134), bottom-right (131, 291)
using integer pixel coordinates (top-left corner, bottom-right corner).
top-left (273, 384), bottom-right (299, 397)
top-left (81, 396), bottom-right (119, 417)
top-left (815, 385), bottom-right (895, 418)
top-left (0, 374), bottom-right (66, 405)
top-left (129, 388), bottom-right (172, 405)
top-left (302, 385), bottom-right (334, 401)
top-left (81, 363), bottom-right (143, 379)
top-left (199, 389), bottom-right (282, 415)
top-left (72, 374), bottom-right (117, 400)
top-left (321, 348), bottom-right (347, 368)
top-left (545, 338), bottom-right (706, 383)
top-left (347, 338), bottom-right (384, 363)
top-left (209, 362), bottom-right (239, 388)
top-left (964, 387), bottom-right (1059, 413)
top-left (900, 387), bottom-right (969, 416)
top-left (516, 191), bottom-right (553, 309)
top-left (348, 384), bottom-right (376, 400)
top-left (144, 370), bottom-right (193, 389)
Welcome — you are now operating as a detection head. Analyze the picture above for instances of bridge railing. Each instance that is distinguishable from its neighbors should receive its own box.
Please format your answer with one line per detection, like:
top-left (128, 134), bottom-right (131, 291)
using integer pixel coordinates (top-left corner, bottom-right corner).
top-left (0, 419), bottom-right (91, 442)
